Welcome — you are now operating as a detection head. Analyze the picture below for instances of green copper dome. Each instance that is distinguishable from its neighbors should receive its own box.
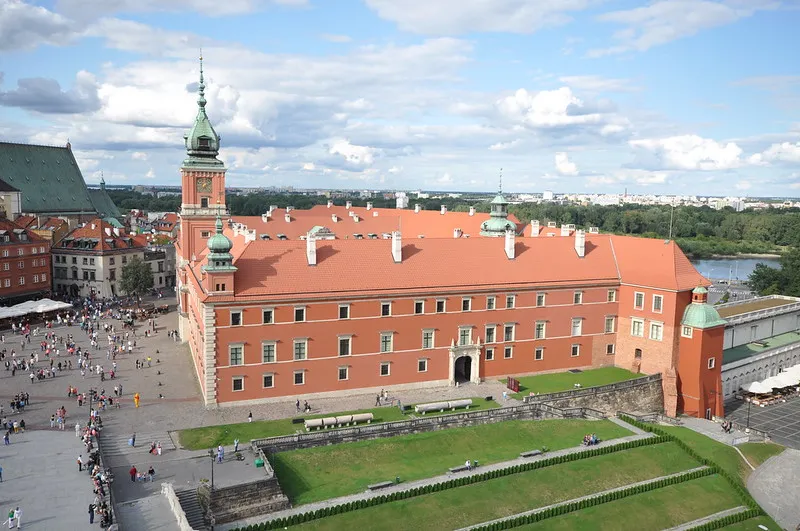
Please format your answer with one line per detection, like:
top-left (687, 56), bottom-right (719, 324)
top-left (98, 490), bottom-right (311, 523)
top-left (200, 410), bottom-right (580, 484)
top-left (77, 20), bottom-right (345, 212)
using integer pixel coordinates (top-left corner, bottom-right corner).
top-left (681, 289), bottom-right (727, 330)
top-left (481, 187), bottom-right (514, 236)
top-left (205, 215), bottom-right (237, 273)
top-left (183, 55), bottom-right (224, 169)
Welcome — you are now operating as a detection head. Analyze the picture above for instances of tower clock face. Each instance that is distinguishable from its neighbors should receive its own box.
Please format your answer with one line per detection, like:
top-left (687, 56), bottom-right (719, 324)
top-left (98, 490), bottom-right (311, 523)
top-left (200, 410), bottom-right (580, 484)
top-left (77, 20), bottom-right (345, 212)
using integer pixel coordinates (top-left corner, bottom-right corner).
top-left (196, 177), bottom-right (213, 193)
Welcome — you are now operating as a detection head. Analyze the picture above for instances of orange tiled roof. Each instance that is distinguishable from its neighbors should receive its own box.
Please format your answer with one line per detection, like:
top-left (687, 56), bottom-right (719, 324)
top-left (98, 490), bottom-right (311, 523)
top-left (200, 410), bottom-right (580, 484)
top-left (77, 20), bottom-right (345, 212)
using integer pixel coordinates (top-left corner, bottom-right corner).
top-left (212, 233), bottom-right (619, 301)
top-left (14, 215), bottom-right (36, 229)
top-left (40, 217), bottom-right (67, 230)
top-left (0, 217), bottom-right (48, 245)
top-left (60, 218), bottom-right (148, 252)
top-left (610, 235), bottom-right (709, 291)
top-left (231, 204), bottom-right (522, 241)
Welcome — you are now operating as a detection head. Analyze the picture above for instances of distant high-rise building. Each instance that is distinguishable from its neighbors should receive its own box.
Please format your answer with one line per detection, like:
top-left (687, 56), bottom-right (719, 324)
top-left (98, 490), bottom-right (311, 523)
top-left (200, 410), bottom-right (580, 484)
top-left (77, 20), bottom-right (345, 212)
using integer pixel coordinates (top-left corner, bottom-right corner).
top-left (542, 190), bottom-right (554, 201)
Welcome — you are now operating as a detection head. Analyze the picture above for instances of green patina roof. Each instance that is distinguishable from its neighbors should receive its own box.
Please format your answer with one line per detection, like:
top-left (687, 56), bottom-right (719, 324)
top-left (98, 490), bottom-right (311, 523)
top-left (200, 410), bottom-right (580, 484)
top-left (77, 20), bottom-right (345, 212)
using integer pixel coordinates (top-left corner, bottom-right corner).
top-left (183, 57), bottom-right (224, 170)
top-left (490, 193), bottom-right (509, 205)
top-left (89, 187), bottom-right (122, 220)
top-left (681, 301), bottom-right (727, 329)
top-left (480, 217), bottom-right (516, 235)
top-left (206, 215), bottom-right (236, 273)
top-left (693, 286), bottom-right (708, 295)
top-left (723, 331), bottom-right (800, 364)
top-left (0, 142), bottom-right (98, 215)
top-left (103, 217), bottom-right (124, 229)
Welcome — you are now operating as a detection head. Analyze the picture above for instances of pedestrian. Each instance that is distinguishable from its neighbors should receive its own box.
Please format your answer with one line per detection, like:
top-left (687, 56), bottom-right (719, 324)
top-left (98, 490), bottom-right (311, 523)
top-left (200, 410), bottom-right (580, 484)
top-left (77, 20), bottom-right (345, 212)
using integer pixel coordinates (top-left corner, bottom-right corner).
top-left (129, 465), bottom-right (137, 482)
top-left (13, 507), bottom-right (20, 529)
top-left (88, 503), bottom-right (95, 524)
top-left (133, 392), bottom-right (140, 408)
top-left (233, 438), bottom-right (239, 453)
top-left (77, 455), bottom-right (83, 471)
top-left (130, 432), bottom-right (136, 447)
top-left (295, 399), bottom-right (300, 412)
top-left (217, 445), bottom-right (224, 463)
top-left (248, 411), bottom-right (252, 423)
top-left (375, 394), bottom-right (381, 406)
top-left (0, 464), bottom-right (3, 482)
top-left (6, 508), bottom-right (14, 529)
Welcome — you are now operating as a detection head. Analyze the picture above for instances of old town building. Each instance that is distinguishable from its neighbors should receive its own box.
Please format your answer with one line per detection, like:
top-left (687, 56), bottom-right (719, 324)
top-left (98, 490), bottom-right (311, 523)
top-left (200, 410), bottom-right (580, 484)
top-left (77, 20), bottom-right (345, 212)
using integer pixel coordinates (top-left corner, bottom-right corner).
top-left (176, 61), bottom-right (726, 417)
top-left (0, 216), bottom-right (52, 304)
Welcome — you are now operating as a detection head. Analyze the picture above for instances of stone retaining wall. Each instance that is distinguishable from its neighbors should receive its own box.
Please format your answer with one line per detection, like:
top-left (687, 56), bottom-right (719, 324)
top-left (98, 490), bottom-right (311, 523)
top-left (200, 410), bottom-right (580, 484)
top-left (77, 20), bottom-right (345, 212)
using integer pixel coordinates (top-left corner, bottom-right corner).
top-left (254, 403), bottom-right (605, 455)
top-left (522, 373), bottom-right (663, 416)
top-left (162, 483), bottom-right (197, 531)
top-left (199, 477), bottom-right (291, 525)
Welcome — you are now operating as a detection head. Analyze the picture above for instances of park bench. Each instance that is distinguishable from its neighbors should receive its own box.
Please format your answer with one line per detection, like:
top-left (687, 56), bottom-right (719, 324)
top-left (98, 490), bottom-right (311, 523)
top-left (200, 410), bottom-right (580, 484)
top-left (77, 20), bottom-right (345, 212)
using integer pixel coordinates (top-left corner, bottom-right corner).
top-left (415, 399), bottom-right (473, 414)
top-left (366, 481), bottom-right (394, 491)
top-left (520, 450), bottom-right (543, 458)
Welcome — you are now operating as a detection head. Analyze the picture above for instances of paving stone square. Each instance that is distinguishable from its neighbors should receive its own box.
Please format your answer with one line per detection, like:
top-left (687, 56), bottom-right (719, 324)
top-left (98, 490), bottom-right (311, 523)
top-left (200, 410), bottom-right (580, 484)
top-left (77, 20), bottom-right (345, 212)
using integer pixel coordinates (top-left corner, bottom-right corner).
top-left (0, 430), bottom-right (98, 530)
top-left (726, 397), bottom-right (800, 449)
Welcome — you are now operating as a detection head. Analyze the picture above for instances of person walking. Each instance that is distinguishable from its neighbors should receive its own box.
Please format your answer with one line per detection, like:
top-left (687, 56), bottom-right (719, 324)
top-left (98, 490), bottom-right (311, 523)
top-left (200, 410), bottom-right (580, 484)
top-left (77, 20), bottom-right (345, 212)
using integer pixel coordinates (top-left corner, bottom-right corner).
top-left (0, 464), bottom-right (3, 482)
top-left (133, 393), bottom-right (140, 408)
top-left (248, 411), bottom-right (252, 423)
top-left (216, 445), bottom-right (224, 463)
top-left (88, 503), bottom-right (95, 524)
top-left (129, 465), bottom-right (137, 482)
top-left (233, 438), bottom-right (239, 453)
top-left (77, 455), bottom-right (83, 471)
top-left (13, 507), bottom-right (20, 529)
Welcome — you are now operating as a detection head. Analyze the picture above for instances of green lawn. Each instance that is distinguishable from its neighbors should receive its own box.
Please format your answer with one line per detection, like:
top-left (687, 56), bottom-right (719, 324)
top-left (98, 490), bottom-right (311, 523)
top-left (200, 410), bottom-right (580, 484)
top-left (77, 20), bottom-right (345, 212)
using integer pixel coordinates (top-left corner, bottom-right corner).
top-left (720, 516), bottom-right (781, 530)
top-left (658, 425), bottom-right (751, 483)
top-left (505, 367), bottom-right (643, 399)
top-left (517, 475), bottom-right (742, 531)
top-left (736, 442), bottom-right (785, 468)
top-left (275, 419), bottom-right (632, 505)
top-left (177, 397), bottom-right (500, 450)
top-left (299, 443), bottom-right (699, 530)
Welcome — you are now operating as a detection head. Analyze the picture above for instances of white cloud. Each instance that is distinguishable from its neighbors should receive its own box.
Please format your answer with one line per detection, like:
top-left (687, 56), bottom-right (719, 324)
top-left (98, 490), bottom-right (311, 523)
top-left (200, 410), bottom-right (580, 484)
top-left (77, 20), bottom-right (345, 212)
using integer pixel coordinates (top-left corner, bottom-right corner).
top-left (0, 0), bottom-right (77, 51)
top-left (588, 0), bottom-right (780, 57)
top-left (437, 172), bottom-right (454, 184)
top-left (557, 75), bottom-right (641, 93)
top-left (488, 139), bottom-right (521, 151)
top-left (751, 141), bottom-right (800, 164)
top-left (589, 169), bottom-right (670, 186)
top-left (302, 162), bottom-right (316, 171)
top-left (555, 152), bottom-right (578, 175)
top-left (735, 180), bottom-right (752, 190)
top-left (328, 139), bottom-right (377, 166)
top-left (131, 151), bottom-right (149, 160)
top-left (364, 0), bottom-right (592, 35)
top-left (388, 165), bottom-right (402, 174)
top-left (629, 134), bottom-right (744, 170)
top-left (497, 87), bottom-right (608, 128)
top-left (57, 0), bottom-right (307, 19)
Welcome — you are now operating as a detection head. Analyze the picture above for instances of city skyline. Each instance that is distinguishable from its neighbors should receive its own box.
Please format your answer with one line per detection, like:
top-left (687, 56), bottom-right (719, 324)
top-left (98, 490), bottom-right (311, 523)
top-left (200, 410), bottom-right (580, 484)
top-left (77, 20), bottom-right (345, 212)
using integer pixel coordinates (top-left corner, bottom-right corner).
top-left (1, 0), bottom-right (799, 195)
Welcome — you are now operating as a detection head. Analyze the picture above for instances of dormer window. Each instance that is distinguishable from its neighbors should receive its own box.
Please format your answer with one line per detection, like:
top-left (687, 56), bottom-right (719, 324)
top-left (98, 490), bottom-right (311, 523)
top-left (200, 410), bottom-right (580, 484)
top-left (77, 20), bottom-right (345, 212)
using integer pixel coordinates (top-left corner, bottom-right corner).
top-left (198, 137), bottom-right (211, 149)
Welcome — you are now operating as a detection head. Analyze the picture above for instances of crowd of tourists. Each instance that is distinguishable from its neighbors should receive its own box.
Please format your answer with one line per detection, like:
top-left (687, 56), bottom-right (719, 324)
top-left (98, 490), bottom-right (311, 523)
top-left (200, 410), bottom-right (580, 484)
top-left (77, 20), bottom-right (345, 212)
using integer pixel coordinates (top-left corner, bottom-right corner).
top-left (582, 433), bottom-right (600, 446)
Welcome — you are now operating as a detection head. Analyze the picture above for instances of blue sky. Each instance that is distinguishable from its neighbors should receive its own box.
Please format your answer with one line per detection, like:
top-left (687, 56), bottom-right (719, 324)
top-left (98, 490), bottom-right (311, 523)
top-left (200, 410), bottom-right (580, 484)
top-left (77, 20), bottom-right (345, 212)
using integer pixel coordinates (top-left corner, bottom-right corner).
top-left (1, 0), bottom-right (799, 196)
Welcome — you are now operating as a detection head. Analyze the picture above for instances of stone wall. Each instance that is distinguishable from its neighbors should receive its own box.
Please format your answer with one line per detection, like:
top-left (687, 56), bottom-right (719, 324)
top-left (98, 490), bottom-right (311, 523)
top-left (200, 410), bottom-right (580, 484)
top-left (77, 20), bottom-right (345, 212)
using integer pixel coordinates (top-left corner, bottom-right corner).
top-left (254, 403), bottom-right (605, 455)
top-left (161, 483), bottom-right (197, 531)
top-left (522, 373), bottom-right (664, 416)
top-left (199, 475), bottom-right (291, 525)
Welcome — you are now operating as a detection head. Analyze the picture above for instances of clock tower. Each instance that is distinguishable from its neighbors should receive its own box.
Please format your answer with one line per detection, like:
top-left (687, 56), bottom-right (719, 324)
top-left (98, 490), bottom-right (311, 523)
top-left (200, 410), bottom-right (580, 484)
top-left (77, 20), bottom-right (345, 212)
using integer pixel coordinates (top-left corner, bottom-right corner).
top-left (178, 55), bottom-right (227, 264)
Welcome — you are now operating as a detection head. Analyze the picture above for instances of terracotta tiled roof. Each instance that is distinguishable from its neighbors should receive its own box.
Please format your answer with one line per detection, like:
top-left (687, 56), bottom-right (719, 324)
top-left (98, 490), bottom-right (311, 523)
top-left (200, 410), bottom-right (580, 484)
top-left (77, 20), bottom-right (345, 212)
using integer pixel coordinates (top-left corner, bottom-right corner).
top-left (14, 215), bottom-right (36, 229)
top-left (40, 217), bottom-right (67, 230)
top-left (610, 235), bottom-right (709, 291)
top-left (231, 204), bottom-right (522, 241)
top-left (60, 218), bottom-right (148, 252)
top-left (218, 233), bottom-right (619, 301)
top-left (0, 217), bottom-right (48, 245)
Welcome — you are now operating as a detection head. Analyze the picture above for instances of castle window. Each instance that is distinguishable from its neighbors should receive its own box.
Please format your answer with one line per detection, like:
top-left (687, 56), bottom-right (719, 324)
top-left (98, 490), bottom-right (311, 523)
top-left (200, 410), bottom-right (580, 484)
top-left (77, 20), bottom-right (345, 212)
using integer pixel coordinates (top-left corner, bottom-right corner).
top-left (232, 376), bottom-right (244, 392)
top-left (708, 357), bottom-right (715, 370)
top-left (681, 326), bottom-right (693, 338)
top-left (634, 348), bottom-right (643, 359)
top-left (535, 347), bottom-right (544, 361)
top-left (606, 344), bottom-right (615, 355)
top-left (199, 137), bottom-right (210, 148)
top-left (200, 197), bottom-right (209, 208)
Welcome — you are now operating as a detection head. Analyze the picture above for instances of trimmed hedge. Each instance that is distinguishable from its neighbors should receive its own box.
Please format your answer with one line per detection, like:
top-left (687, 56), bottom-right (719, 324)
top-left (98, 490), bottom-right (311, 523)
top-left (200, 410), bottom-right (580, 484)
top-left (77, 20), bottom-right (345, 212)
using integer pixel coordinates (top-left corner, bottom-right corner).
top-left (470, 467), bottom-right (715, 531)
top-left (685, 508), bottom-right (763, 531)
top-left (231, 435), bottom-right (669, 530)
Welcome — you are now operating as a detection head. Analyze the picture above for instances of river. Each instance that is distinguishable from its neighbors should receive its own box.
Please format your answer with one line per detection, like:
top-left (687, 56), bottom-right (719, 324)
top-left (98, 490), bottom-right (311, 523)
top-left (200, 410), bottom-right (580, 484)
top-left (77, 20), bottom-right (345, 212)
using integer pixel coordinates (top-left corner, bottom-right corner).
top-left (690, 257), bottom-right (781, 282)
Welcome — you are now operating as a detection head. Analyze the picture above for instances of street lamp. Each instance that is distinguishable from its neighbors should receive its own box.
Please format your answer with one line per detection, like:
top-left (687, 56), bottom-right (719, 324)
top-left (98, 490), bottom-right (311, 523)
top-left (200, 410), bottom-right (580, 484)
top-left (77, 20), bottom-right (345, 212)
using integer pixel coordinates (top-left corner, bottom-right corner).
top-left (207, 448), bottom-right (215, 491)
top-left (745, 399), bottom-right (752, 432)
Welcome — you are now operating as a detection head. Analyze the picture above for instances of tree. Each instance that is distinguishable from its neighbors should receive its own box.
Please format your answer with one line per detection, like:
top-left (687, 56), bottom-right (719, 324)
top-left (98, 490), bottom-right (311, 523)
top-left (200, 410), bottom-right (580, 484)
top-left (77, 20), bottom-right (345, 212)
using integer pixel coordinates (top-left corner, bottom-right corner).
top-left (120, 255), bottom-right (154, 296)
top-left (748, 248), bottom-right (800, 296)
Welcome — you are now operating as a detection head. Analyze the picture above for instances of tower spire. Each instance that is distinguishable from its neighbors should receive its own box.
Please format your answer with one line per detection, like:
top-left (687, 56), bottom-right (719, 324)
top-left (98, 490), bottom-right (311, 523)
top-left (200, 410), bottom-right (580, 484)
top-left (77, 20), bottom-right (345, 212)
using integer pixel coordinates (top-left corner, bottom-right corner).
top-left (197, 49), bottom-right (207, 110)
top-left (499, 168), bottom-right (503, 194)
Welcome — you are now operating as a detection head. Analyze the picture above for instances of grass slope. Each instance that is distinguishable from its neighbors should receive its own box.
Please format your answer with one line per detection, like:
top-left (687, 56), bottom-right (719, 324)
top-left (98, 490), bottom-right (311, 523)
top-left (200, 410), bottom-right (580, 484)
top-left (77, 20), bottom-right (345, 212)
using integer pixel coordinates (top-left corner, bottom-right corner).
top-left (178, 397), bottom-right (500, 450)
top-left (274, 419), bottom-right (631, 505)
top-left (658, 425), bottom-right (751, 483)
top-left (517, 475), bottom-right (742, 531)
top-left (736, 442), bottom-right (785, 468)
top-left (298, 443), bottom-right (699, 530)
top-left (719, 516), bottom-right (779, 530)
top-left (505, 367), bottom-right (641, 399)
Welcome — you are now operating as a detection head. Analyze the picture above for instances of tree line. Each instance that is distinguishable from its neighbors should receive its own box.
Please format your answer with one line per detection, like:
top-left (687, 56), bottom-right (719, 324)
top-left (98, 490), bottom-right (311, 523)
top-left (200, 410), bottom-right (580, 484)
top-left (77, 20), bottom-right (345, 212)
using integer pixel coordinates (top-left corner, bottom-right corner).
top-left (748, 248), bottom-right (800, 297)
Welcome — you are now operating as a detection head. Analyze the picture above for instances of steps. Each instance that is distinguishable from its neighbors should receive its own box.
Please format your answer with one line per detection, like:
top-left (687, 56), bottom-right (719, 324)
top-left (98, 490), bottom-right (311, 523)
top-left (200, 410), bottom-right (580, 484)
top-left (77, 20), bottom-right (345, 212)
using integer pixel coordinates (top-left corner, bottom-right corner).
top-left (176, 488), bottom-right (207, 530)
top-left (99, 430), bottom-right (176, 457)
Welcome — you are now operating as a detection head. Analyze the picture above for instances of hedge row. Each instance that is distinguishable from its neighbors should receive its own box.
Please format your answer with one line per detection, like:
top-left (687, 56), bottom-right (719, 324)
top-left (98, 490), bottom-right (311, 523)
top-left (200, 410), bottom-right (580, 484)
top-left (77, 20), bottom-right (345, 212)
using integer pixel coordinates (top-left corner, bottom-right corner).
top-left (685, 508), bottom-right (764, 531)
top-left (470, 467), bottom-right (715, 531)
top-left (231, 436), bottom-right (668, 531)
top-left (618, 415), bottom-right (764, 512)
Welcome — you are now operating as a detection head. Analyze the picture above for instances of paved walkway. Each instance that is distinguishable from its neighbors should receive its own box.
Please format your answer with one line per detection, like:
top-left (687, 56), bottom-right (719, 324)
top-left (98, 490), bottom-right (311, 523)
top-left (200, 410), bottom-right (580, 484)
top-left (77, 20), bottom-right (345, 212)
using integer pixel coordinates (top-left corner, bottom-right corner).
top-left (458, 466), bottom-right (710, 531)
top-left (678, 416), bottom-right (751, 446)
top-left (663, 507), bottom-right (748, 531)
top-left (0, 430), bottom-right (99, 530)
top-left (747, 448), bottom-right (800, 531)
top-left (218, 420), bottom-right (653, 531)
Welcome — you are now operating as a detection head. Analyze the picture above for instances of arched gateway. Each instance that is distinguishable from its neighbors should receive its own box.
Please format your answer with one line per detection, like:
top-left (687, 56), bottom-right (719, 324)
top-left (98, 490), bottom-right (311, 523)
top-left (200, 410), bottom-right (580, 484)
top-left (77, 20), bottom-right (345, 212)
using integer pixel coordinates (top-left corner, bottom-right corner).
top-left (448, 339), bottom-right (482, 386)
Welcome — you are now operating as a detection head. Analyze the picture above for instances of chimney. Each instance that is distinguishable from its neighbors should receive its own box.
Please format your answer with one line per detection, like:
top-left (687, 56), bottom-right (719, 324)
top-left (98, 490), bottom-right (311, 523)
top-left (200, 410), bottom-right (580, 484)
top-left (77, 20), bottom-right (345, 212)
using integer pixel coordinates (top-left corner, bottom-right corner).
top-left (306, 233), bottom-right (317, 265)
top-left (469, 206), bottom-right (475, 216)
top-left (262, 212), bottom-right (270, 222)
top-left (560, 224), bottom-right (570, 237)
top-left (391, 231), bottom-right (402, 263)
top-left (113, 228), bottom-right (120, 237)
top-left (373, 211), bottom-right (378, 217)
top-left (91, 223), bottom-right (96, 230)
top-left (104, 227), bottom-right (111, 237)
top-left (269, 205), bottom-right (278, 214)
top-left (414, 204), bottom-right (421, 213)
top-left (353, 215), bottom-right (360, 223)
top-left (286, 206), bottom-right (294, 213)
top-left (327, 200), bottom-right (333, 208)
top-left (575, 229), bottom-right (586, 258)
top-left (547, 221), bottom-right (556, 228)
top-left (589, 226), bottom-right (599, 234)
top-left (284, 214), bottom-right (291, 223)
top-left (331, 214), bottom-right (338, 223)
top-left (346, 201), bottom-right (352, 209)
top-left (366, 202), bottom-right (373, 210)
top-left (440, 205), bottom-right (447, 215)
top-left (504, 229), bottom-right (515, 259)
top-left (531, 220), bottom-right (540, 237)
top-left (453, 228), bottom-right (462, 238)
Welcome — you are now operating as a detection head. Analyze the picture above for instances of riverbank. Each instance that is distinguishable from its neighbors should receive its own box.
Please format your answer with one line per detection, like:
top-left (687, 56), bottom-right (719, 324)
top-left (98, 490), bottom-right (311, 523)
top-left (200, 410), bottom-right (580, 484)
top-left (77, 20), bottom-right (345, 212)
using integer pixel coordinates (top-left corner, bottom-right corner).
top-left (708, 253), bottom-right (782, 259)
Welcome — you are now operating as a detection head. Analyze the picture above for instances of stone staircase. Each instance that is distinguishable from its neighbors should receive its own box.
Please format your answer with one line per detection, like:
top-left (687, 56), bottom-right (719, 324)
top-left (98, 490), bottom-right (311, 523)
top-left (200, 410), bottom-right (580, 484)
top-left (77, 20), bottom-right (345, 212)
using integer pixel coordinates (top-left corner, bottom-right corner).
top-left (99, 430), bottom-right (176, 457)
top-left (176, 488), bottom-right (207, 530)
